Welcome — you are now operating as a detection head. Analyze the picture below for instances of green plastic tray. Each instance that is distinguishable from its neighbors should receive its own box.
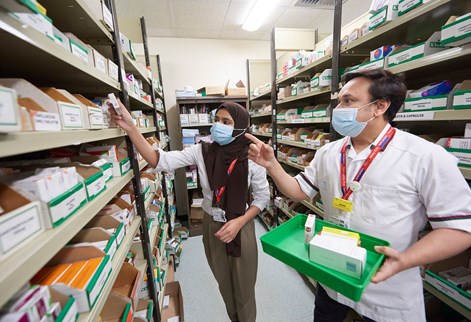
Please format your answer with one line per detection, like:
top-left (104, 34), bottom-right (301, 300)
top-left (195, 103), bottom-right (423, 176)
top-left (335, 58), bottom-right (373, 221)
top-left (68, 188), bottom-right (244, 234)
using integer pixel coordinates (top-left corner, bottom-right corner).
top-left (260, 215), bottom-right (390, 301)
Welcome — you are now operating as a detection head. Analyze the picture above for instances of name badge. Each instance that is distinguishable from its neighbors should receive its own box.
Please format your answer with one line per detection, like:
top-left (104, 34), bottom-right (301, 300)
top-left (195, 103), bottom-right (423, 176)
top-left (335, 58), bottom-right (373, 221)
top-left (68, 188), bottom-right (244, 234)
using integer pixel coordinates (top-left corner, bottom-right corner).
top-left (332, 197), bottom-right (353, 213)
top-left (211, 207), bottom-right (227, 223)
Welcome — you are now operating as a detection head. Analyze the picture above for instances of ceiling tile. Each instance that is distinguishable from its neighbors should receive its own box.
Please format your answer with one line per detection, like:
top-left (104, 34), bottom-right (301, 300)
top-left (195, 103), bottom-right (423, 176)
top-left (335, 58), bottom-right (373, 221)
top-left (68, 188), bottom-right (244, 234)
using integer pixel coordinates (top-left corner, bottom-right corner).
top-left (116, 0), bottom-right (172, 28)
top-left (171, 1), bottom-right (230, 30)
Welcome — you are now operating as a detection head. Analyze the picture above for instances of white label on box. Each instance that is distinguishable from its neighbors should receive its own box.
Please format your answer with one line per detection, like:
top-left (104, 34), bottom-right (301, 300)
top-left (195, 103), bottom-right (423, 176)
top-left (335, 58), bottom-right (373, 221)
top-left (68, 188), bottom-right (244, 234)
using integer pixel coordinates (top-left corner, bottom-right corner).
top-left (453, 92), bottom-right (471, 108)
top-left (107, 240), bottom-right (117, 258)
top-left (302, 112), bottom-right (313, 118)
top-left (49, 184), bottom-right (86, 224)
top-left (310, 78), bottom-right (319, 88)
top-left (449, 151), bottom-right (471, 166)
top-left (58, 103), bottom-right (83, 129)
top-left (121, 160), bottom-right (131, 174)
top-left (425, 277), bottom-right (471, 309)
top-left (108, 61), bottom-right (119, 80)
top-left (359, 59), bottom-right (384, 71)
top-left (313, 110), bottom-right (327, 117)
top-left (95, 55), bottom-right (107, 74)
top-left (442, 16), bottom-right (471, 44)
top-left (87, 176), bottom-right (106, 199)
top-left (116, 225), bottom-right (125, 245)
top-left (70, 42), bottom-right (89, 63)
top-left (0, 203), bottom-right (41, 253)
top-left (0, 88), bottom-right (18, 126)
top-left (370, 7), bottom-right (387, 29)
top-left (388, 44), bottom-right (425, 67)
top-left (399, 0), bottom-right (422, 14)
top-left (62, 300), bottom-right (78, 322)
top-left (291, 119), bottom-right (305, 123)
top-left (180, 114), bottom-right (189, 125)
top-left (189, 114), bottom-right (199, 124)
top-left (32, 112), bottom-right (61, 131)
top-left (89, 259), bottom-right (112, 306)
top-left (103, 167), bottom-right (113, 182)
top-left (102, 3), bottom-right (114, 31)
top-left (394, 111), bottom-right (435, 121)
top-left (90, 112), bottom-right (105, 127)
top-left (405, 97), bottom-right (447, 111)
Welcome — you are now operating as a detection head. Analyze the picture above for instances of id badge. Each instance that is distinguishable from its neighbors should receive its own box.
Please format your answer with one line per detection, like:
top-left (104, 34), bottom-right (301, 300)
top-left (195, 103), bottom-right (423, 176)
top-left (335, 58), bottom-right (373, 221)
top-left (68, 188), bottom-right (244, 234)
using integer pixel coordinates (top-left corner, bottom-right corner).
top-left (211, 207), bottom-right (227, 223)
top-left (332, 197), bottom-right (353, 213)
top-left (329, 210), bottom-right (351, 228)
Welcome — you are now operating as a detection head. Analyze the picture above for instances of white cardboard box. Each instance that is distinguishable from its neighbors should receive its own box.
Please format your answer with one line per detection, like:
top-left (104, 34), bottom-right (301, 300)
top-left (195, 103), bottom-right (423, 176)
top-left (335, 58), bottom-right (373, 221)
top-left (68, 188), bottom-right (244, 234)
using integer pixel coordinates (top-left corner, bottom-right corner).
top-left (369, 0), bottom-right (399, 30)
top-left (310, 69), bottom-right (332, 89)
top-left (108, 59), bottom-right (119, 81)
top-left (404, 94), bottom-right (450, 112)
top-left (441, 12), bottom-right (471, 47)
top-left (11, 12), bottom-right (54, 39)
top-left (0, 86), bottom-right (21, 132)
top-left (88, 46), bottom-right (107, 74)
top-left (398, 0), bottom-right (428, 16)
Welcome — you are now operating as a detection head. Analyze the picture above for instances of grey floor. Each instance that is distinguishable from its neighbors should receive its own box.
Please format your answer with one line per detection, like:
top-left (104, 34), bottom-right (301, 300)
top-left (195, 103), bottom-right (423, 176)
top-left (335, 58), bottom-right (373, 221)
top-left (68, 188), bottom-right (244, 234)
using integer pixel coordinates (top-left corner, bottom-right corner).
top-left (175, 218), bottom-right (315, 322)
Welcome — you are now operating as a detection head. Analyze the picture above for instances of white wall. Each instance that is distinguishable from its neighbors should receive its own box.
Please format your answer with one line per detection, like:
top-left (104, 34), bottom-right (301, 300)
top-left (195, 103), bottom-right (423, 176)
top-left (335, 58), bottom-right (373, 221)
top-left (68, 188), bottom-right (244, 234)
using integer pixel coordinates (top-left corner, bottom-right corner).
top-left (135, 37), bottom-right (270, 215)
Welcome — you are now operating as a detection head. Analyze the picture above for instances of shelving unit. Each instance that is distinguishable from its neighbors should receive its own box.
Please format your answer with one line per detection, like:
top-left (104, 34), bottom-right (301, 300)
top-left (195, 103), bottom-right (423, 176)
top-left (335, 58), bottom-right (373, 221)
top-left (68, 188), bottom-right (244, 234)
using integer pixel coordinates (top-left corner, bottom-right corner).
top-left (423, 282), bottom-right (471, 320)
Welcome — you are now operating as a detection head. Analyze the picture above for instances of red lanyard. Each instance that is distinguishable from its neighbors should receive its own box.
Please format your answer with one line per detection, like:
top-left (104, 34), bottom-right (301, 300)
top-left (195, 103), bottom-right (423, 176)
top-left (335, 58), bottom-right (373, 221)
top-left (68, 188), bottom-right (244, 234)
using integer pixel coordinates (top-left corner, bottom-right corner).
top-left (340, 127), bottom-right (396, 200)
top-left (214, 158), bottom-right (238, 205)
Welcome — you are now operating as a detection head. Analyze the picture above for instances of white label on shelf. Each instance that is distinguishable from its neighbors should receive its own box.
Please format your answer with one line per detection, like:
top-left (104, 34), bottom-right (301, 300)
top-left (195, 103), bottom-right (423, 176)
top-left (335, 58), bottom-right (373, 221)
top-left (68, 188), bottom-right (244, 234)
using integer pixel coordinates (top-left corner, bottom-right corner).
top-left (291, 119), bottom-right (305, 123)
top-left (394, 111), bottom-right (435, 121)
top-left (58, 103), bottom-right (84, 129)
top-left (448, 151), bottom-right (471, 166)
top-left (121, 160), bottom-right (131, 174)
top-left (405, 97), bottom-right (447, 111)
top-left (87, 176), bottom-right (106, 199)
top-left (0, 88), bottom-right (18, 126)
top-left (453, 92), bottom-right (471, 107)
top-left (425, 276), bottom-right (471, 309)
top-left (32, 112), bottom-right (61, 131)
top-left (312, 111), bottom-right (327, 117)
top-left (48, 184), bottom-right (86, 225)
top-left (0, 203), bottom-right (41, 253)
top-left (102, 3), bottom-right (114, 31)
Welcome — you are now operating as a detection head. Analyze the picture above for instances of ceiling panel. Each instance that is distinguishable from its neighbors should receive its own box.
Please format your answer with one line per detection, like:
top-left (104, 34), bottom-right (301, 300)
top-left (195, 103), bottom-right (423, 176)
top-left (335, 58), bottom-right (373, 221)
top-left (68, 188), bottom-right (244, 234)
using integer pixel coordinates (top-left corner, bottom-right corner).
top-left (116, 0), bottom-right (172, 28)
top-left (171, 1), bottom-right (230, 30)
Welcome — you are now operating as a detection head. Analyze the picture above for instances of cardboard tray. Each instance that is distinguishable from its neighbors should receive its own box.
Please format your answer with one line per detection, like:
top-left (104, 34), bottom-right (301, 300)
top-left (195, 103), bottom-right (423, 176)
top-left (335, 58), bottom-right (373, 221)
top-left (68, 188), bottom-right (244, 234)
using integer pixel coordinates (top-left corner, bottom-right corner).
top-left (260, 215), bottom-right (389, 301)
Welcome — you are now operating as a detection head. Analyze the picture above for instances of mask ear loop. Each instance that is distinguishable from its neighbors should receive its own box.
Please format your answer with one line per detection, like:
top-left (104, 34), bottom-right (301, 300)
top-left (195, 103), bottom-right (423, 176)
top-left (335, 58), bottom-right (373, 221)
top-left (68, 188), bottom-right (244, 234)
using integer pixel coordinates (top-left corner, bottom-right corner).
top-left (361, 99), bottom-right (379, 124)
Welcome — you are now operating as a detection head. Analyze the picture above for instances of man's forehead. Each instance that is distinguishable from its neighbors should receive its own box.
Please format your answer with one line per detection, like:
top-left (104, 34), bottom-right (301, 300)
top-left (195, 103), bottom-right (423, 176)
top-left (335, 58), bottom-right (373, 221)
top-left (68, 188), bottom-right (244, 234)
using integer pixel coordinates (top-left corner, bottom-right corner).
top-left (339, 77), bottom-right (370, 96)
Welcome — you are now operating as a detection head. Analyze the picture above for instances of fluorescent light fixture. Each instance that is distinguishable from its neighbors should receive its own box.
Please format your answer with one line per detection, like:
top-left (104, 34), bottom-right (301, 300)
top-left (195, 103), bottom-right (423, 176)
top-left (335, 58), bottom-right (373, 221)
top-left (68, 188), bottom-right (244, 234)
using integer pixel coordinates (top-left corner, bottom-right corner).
top-left (242, 0), bottom-right (280, 32)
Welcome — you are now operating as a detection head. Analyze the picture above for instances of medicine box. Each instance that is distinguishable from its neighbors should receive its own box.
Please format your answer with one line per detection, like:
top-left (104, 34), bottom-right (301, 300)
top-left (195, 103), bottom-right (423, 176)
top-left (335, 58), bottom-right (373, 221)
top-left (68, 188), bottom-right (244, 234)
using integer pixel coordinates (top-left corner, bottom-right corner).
top-left (69, 227), bottom-right (118, 259)
top-left (85, 215), bottom-right (126, 247)
top-left (310, 69), bottom-right (332, 89)
top-left (387, 32), bottom-right (450, 68)
top-left (452, 80), bottom-right (471, 110)
top-left (425, 249), bottom-right (471, 311)
top-left (369, 0), bottom-right (399, 30)
top-left (99, 292), bottom-right (133, 322)
top-left (0, 183), bottom-right (43, 257)
top-left (441, 12), bottom-right (471, 47)
top-left (0, 86), bottom-right (21, 132)
top-left (404, 94), bottom-right (449, 112)
top-left (398, 0), bottom-right (429, 16)
top-left (112, 262), bottom-right (142, 308)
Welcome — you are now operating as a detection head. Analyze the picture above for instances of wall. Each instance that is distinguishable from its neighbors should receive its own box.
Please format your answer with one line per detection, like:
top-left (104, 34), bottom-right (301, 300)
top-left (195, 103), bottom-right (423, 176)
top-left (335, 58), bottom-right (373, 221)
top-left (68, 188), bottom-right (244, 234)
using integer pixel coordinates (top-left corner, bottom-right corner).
top-left (135, 37), bottom-right (270, 216)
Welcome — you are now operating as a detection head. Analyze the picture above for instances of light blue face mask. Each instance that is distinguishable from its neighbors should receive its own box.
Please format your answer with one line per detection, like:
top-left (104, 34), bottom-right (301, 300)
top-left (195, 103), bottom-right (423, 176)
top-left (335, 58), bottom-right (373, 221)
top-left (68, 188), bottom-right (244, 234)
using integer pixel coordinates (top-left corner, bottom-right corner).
top-left (332, 100), bottom-right (377, 137)
top-left (210, 122), bottom-right (246, 146)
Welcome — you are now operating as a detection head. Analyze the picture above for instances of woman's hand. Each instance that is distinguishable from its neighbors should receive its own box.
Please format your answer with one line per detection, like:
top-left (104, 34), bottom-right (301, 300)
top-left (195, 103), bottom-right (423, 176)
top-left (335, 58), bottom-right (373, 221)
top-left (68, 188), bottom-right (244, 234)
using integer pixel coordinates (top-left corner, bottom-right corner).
top-left (108, 98), bottom-right (136, 133)
top-left (215, 217), bottom-right (245, 243)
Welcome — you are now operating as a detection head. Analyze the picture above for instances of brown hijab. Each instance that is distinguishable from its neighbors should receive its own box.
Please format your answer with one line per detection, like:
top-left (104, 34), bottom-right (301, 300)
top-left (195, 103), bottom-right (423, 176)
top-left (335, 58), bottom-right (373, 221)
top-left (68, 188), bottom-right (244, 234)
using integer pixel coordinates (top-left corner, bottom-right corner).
top-left (202, 102), bottom-right (251, 257)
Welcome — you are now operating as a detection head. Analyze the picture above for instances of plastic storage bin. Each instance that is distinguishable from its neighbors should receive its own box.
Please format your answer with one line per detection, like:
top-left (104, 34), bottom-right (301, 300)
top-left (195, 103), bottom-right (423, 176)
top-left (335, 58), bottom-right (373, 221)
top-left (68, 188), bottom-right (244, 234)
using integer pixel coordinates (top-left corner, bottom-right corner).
top-left (260, 214), bottom-right (390, 301)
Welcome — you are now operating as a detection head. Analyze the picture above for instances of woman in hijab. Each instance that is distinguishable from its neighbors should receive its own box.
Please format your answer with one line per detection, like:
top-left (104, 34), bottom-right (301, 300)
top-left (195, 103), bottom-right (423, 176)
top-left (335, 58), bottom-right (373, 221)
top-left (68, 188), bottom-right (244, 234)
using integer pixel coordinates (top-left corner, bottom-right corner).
top-left (110, 100), bottom-right (269, 322)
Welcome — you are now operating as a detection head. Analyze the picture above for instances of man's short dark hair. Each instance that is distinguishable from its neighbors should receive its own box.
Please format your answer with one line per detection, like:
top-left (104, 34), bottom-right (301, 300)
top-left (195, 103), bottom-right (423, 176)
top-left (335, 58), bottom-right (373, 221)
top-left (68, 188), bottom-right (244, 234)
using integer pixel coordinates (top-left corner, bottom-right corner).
top-left (342, 69), bottom-right (407, 122)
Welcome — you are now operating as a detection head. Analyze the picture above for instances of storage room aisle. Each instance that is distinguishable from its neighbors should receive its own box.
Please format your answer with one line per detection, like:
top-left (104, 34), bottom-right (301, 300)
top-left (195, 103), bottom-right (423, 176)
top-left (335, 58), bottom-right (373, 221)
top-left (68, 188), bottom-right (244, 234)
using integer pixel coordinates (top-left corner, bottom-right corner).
top-left (176, 218), bottom-right (315, 322)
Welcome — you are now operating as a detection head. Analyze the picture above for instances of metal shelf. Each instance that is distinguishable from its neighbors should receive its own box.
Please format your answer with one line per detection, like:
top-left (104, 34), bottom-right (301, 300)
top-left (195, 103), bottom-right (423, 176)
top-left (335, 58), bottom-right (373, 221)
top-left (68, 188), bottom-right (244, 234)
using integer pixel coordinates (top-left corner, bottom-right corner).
top-left (0, 172), bottom-right (134, 307)
top-left (40, 0), bottom-right (113, 43)
top-left (278, 158), bottom-right (306, 171)
top-left (145, 192), bottom-right (156, 210)
top-left (277, 205), bottom-right (293, 219)
top-left (393, 109), bottom-right (471, 122)
top-left (0, 127), bottom-right (156, 158)
top-left (423, 282), bottom-right (471, 320)
top-left (276, 55), bottom-right (333, 86)
top-left (156, 108), bottom-right (166, 114)
top-left (250, 112), bottom-right (272, 119)
top-left (250, 91), bottom-right (271, 101)
top-left (300, 200), bottom-right (324, 218)
top-left (176, 96), bottom-right (248, 103)
top-left (181, 123), bottom-right (214, 128)
top-left (0, 10), bottom-right (120, 91)
top-left (277, 117), bottom-right (330, 125)
top-left (276, 87), bottom-right (331, 105)
top-left (123, 53), bottom-right (151, 86)
top-left (129, 92), bottom-right (153, 108)
top-left (77, 217), bottom-right (142, 322)
top-left (252, 132), bottom-right (272, 138)
top-left (278, 139), bottom-right (321, 151)
top-left (139, 160), bottom-right (148, 171)
top-left (460, 167), bottom-right (471, 180)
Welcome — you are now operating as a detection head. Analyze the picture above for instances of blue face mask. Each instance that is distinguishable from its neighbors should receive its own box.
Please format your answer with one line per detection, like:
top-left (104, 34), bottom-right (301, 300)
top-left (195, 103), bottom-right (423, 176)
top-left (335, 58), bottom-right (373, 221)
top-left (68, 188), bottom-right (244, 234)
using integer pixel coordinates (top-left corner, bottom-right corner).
top-left (210, 122), bottom-right (246, 146)
top-left (332, 100), bottom-right (377, 137)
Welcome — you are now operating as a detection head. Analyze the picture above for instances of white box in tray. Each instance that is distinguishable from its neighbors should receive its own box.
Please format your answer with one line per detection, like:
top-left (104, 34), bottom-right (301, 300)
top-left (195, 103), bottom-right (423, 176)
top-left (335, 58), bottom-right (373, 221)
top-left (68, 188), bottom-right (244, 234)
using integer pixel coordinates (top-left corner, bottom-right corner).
top-left (0, 86), bottom-right (21, 132)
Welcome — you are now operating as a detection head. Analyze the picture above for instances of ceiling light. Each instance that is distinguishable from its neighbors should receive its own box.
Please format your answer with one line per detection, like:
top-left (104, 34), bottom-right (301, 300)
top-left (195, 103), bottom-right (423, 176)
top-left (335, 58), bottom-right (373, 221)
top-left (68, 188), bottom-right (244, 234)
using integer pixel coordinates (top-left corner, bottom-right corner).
top-left (242, 0), bottom-right (280, 32)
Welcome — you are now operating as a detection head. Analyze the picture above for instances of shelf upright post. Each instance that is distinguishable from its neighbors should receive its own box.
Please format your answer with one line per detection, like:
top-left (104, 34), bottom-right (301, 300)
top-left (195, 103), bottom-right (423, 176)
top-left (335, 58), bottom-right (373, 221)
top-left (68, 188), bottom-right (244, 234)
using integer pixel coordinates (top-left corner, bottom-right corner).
top-left (270, 28), bottom-right (279, 227)
top-left (106, 2), bottom-right (160, 321)
top-left (330, 0), bottom-right (343, 141)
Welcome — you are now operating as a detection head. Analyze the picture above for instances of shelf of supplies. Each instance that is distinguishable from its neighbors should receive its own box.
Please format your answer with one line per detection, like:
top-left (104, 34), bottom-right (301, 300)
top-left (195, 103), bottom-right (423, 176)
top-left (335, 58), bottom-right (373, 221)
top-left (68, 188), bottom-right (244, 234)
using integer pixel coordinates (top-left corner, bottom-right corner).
top-left (423, 282), bottom-right (471, 320)
top-left (277, 205), bottom-right (294, 219)
top-left (77, 217), bottom-right (141, 322)
top-left (276, 87), bottom-right (331, 105)
top-left (0, 171), bottom-right (134, 307)
top-left (300, 200), bottom-right (325, 218)
top-left (159, 127), bottom-right (167, 131)
top-left (393, 109), bottom-right (471, 122)
top-left (278, 158), bottom-right (306, 171)
top-left (0, 10), bottom-right (121, 91)
top-left (149, 222), bottom-right (159, 248)
top-left (155, 90), bottom-right (164, 101)
top-left (341, 0), bottom-right (468, 55)
top-left (386, 45), bottom-right (471, 78)
top-left (123, 53), bottom-right (151, 86)
top-left (278, 140), bottom-right (321, 151)
top-left (460, 167), bottom-right (471, 180)
top-left (176, 96), bottom-right (247, 103)
top-left (250, 112), bottom-right (272, 119)
top-left (158, 262), bottom-right (170, 311)
top-left (181, 123), bottom-right (214, 128)
top-left (145, 192), bottom-right (156, 210)
top-left (129, 92), bottom-right (153, 108)
top-left (139, 160), bottom-right (148, 171)
top-left (277, 117), bottom-right (330, 125)
top-left (252, 132), bottom-right (272, 138)
top-left (187, 183), bottom-right (198, 190)
top-left (156, 108), bottom-right (165, 114)
top-left (259, 212), bottom-right (274, 231)
top-left (276, 55), bottom-right (333, 86)
top-left (250, 91), bottom-right (271, 101)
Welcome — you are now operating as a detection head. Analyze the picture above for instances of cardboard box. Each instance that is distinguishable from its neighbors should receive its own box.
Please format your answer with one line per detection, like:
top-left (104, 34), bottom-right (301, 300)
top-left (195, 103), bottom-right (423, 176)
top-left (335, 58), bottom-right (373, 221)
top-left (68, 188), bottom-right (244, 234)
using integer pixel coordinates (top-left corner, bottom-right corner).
top-left (69, 156), bottom-right (113, 182)
top-left (425, 249), bottom-right (471, 310)
top-left (101, 293), bottom-right (133, 322)
top-left (404, 94), bottom-right (449, 112)
top-left (197, 86), bottom-right (225, 96)
top-left (399, 0), bottom-right (427, 16)
top-left (85, 215), bottom-right (126, 246)
top-left (11, 12), bottom-right (53, 39)
top-left (188, 114), bottom-right (199, 125)
top-left (87, 46), bottom-right (107, 74)
top-left (0, 86), bottom-right (21, 132)
top-left (225, 80), bottom-right (247, 96)
top-left (112, 262), bottom-right (141, 308)
top-left (387, 32), bottom-right (450, 68)
top-left (369, 0), bottom-right (399, 30)
top-left (73, 94), bottom-right (105, 129)
top-left (445, 148), bottom-right (471, 167)
top-left (64, 33), bottom-right (90, 64)
top-left (0, 183), bottom-right (43, 256)
top-left (197, 114), bottom-right (209, 124)
top-left (108, 59), bottom-right (119, 81)
top-left (69, 227), bottom-right (118, 259)
top-left (135, 299), bottom-right (153, 322)
top-left (370, 45), bottom-right (394, 61)
top-left (41, 87), bottom-right (85, 130)
top-left (452, 80), bottom-right (471, 110)
top-left (310, 69), bottom-right (332, 89)
top-left (180, 114), bottom-right (189, 126)
top-left (50, 289), bottom-right (79, 322)
top-left (161, 281), bottom-right (185, 322)
top-left (441, 12), bottom-right (471, 47)
top-left (41, 247), bottom-right (112, 313)
top-left (99, 198), bottom-right (134, 227)
top-left (348, 28), bottom-right (360, 43)
top-left (100, 2), bottom-right (114, 32)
